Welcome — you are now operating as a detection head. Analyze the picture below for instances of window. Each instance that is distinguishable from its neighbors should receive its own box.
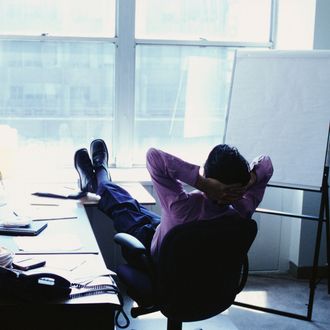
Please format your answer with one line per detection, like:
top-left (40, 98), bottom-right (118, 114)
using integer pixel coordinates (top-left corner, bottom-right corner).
top-left (0, 1), bottom-right (116, 179)
top-left (0, 0), bottom-right (274, 180)
top-left (136, 0), bottom-right (272, 42)
top-left (0, 0), bottom-right (115, 37)
top-left (133, 0), bottom-right (273, 164)
top-left (134, 45), bottom-right (236, 164)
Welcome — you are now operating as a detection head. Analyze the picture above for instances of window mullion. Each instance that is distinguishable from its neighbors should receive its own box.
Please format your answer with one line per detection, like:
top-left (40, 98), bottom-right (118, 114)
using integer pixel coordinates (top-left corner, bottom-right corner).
top-left (114, 0), bottom-right (136, 167)
top-left (269, 0), bottom-right (279, 48)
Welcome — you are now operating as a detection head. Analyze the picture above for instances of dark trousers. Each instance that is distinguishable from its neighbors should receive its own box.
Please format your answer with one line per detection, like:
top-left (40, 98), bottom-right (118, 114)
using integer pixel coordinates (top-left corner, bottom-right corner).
top-left (97, 181), bottom-right (161, 252)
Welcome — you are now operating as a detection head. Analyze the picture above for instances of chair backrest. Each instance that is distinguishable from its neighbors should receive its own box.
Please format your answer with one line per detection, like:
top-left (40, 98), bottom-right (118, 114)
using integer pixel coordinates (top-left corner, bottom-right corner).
top-left (156, 215), bottom-right (257, 322)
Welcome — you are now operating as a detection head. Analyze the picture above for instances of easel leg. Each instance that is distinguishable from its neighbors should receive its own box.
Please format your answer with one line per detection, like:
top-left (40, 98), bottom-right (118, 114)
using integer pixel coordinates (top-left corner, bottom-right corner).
top-left (320, 167), bottom-right (330, 294)
top-left (324, 184), bottom-right (330, 294)
top-left (307, 209), bottom-right (323, 320)
top-left (307, 167), bottom-right (328, 320)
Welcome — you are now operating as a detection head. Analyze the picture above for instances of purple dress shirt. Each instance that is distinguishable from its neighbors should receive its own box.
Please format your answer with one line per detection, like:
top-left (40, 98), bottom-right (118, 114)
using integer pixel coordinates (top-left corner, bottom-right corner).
top-left (146, 148), bottom-right (273, 258)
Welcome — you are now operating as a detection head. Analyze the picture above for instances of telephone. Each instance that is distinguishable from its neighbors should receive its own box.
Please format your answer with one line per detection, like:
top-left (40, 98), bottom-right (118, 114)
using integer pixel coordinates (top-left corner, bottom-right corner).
top-left (0, 266), bottom-right (72, 300)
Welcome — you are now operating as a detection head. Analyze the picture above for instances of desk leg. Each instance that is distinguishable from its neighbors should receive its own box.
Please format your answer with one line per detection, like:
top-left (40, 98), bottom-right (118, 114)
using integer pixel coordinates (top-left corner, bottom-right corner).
top-left (2, 304), bottom-right (117, 330)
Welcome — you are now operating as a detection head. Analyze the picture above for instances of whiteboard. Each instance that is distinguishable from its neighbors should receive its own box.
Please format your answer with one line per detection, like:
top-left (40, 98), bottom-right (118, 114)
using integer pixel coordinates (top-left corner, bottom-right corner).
top-left (224, 50), bottom-right (330, 189)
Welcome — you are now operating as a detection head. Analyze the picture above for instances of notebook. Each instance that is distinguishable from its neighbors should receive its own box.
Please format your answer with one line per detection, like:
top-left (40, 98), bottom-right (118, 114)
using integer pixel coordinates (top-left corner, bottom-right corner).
top-left (0, 222), bottom-right (48, 236)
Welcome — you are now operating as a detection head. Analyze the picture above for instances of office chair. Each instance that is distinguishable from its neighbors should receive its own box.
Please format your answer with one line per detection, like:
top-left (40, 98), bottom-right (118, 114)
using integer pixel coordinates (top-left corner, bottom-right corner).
top-left (114, 215), bottom-right (257, 330)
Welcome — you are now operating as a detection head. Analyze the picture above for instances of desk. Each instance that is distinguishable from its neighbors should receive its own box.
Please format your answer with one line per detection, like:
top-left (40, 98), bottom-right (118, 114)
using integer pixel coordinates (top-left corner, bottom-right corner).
top-left (0, 202), bottom-right (121, 330)
top-left (0, 181), bottom-right (155, 329)
top-left (82, 182), bottom-right (156, 270)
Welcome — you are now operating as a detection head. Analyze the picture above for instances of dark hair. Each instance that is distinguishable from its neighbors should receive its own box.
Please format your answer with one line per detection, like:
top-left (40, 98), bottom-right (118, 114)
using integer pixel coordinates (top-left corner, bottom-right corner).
top-left (204, 144), bottom-right (250, 185)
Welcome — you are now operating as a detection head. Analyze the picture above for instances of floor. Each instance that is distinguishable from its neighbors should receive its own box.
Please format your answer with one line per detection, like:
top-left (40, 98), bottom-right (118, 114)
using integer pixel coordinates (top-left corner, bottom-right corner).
top-left (115, 273), bottom-right (330, 330)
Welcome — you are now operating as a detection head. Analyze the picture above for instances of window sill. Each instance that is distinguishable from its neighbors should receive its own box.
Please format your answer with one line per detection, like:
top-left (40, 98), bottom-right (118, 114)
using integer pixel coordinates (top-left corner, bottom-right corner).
top-left (108, 167), bottom-right (152, 185)
top-left (11, 166), bottom-right (153, 186)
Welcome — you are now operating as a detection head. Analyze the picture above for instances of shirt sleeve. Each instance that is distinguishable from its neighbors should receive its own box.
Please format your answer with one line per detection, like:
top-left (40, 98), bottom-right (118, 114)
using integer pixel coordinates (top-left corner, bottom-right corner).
top-left (146, 148), bottom-right (200, 212)
top-left (231, 155), bottom-right (274, 218)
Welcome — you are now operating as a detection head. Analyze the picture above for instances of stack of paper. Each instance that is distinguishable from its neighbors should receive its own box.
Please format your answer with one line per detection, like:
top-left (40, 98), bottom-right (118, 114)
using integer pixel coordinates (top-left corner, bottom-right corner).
top-left (0, 203), bottom-right (31, 227)
top-left (0, 246), bottom-right (14, 267)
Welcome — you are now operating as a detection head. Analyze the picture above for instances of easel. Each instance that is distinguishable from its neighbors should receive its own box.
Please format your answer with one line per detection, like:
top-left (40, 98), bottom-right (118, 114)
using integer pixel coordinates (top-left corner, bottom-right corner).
top-left (233, 159), bottom-right (330, 321)
top-left (225, 50), bottom-right (330, 321)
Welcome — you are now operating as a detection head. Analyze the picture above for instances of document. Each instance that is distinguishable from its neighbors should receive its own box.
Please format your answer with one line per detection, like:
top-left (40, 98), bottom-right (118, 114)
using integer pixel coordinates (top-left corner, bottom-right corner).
top-left (13, 202), bottom-right (78, 221)
top-left (14, 234), bottom-right (83, 253)
top-left (24, 206), bottom-right (77, 221)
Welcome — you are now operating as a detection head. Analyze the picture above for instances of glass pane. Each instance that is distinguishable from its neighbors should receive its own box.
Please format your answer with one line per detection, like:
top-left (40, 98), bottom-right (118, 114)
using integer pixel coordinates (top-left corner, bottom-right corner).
top-left (134, 45), bottom-right (235, 165)
top-left (0, 0), bottom-right (115, 37)
top-left (136, 0), bottom-right (272, 42)
top-left (0, 40), bottom-right (115, 180)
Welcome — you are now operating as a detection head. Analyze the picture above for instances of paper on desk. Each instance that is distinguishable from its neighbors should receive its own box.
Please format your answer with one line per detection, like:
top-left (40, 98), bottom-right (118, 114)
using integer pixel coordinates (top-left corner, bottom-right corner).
top-left (14, 234), bottom-right (83, 252)
top-left (23, 257), bottom-right (115, 294)
top-left (12, 198), bottom-right (78, 221)
top-left (14, 254), bottom-right (114, 280)
top-left (23, 205), bottom-right (77, 221)
top-left (0, 203), bottom-right (32, 226)
top-left (69, 257), bottom-right (116, 281)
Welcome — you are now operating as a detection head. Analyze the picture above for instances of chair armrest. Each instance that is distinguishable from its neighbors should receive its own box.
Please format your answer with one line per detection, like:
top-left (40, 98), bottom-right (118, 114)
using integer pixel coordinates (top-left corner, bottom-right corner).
top-left (114, 233), bottom-right (156, 280)
top-left (114, 233), bottom-right (147, 256)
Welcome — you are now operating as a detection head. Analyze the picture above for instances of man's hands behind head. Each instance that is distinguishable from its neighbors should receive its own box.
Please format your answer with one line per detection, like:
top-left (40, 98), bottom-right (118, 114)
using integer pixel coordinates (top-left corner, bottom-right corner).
top-left (196, 171), bottom-right (256, 204)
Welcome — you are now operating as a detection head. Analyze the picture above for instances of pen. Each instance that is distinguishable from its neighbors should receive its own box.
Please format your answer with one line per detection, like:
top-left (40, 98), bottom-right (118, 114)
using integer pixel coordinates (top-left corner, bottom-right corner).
top-left (70, 260), bottom-right (87, 271)
top-left (0, 171), bottom-right (4, 188)
top-left (30, 203), bottom-right (60, 206)
top-left (63, 186), bottom-right (76, 190)
top-left (14, 257), bottom-right (32, 263)
top-left (32, 216), bottom-right (78, 221)
top-left (15, 251), bottom-right (99, 255)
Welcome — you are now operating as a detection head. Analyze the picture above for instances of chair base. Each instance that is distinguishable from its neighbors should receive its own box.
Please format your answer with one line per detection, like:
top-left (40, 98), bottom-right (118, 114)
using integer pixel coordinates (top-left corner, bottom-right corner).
top-left (131, 306), bottom-right (182, 330)
top-left (131, 305), bottom-right (160, 318)
top-left (167, 318), bottom-right (182, 330)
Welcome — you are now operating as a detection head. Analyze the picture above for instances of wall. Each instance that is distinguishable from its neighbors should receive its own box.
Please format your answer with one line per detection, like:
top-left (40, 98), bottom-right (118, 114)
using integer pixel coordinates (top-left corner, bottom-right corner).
top-left (276, 0), bottom-right (316, 49)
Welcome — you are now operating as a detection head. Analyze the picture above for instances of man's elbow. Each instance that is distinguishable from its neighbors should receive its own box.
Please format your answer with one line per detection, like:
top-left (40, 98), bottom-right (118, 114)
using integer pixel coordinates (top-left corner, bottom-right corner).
top-left (146, 148), bottom-right (158, 167)
top-left (265, 155), bottom-right (274, 178)
top-left (146, 148), bottom-right (164, 175)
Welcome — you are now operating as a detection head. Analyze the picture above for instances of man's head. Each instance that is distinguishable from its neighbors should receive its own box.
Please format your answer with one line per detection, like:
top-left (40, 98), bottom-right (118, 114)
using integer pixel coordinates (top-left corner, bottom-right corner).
top-left (204, 144), bottom-right (250, 186)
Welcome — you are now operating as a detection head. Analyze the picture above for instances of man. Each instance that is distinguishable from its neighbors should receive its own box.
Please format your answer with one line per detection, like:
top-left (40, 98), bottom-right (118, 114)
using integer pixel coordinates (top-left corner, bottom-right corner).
top-left (74, 139), bottom-right (273, 259)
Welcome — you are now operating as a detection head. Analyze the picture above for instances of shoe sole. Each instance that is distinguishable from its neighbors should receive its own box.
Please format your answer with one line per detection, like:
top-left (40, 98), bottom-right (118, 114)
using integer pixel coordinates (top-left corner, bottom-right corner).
top-left (74, 148), bottom-right (89, 191)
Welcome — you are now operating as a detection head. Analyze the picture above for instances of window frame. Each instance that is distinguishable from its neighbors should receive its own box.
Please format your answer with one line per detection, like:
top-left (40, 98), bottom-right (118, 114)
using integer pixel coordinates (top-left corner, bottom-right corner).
top-left (0, 0), bottom-right (278, 168)
top-left (117, 0), bottom-right (277, 166)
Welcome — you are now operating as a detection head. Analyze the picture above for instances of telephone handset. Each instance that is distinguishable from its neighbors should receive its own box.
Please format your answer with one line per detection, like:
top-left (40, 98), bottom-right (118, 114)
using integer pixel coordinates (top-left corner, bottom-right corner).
top-left (0, 266), bottom-right (72, 300)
